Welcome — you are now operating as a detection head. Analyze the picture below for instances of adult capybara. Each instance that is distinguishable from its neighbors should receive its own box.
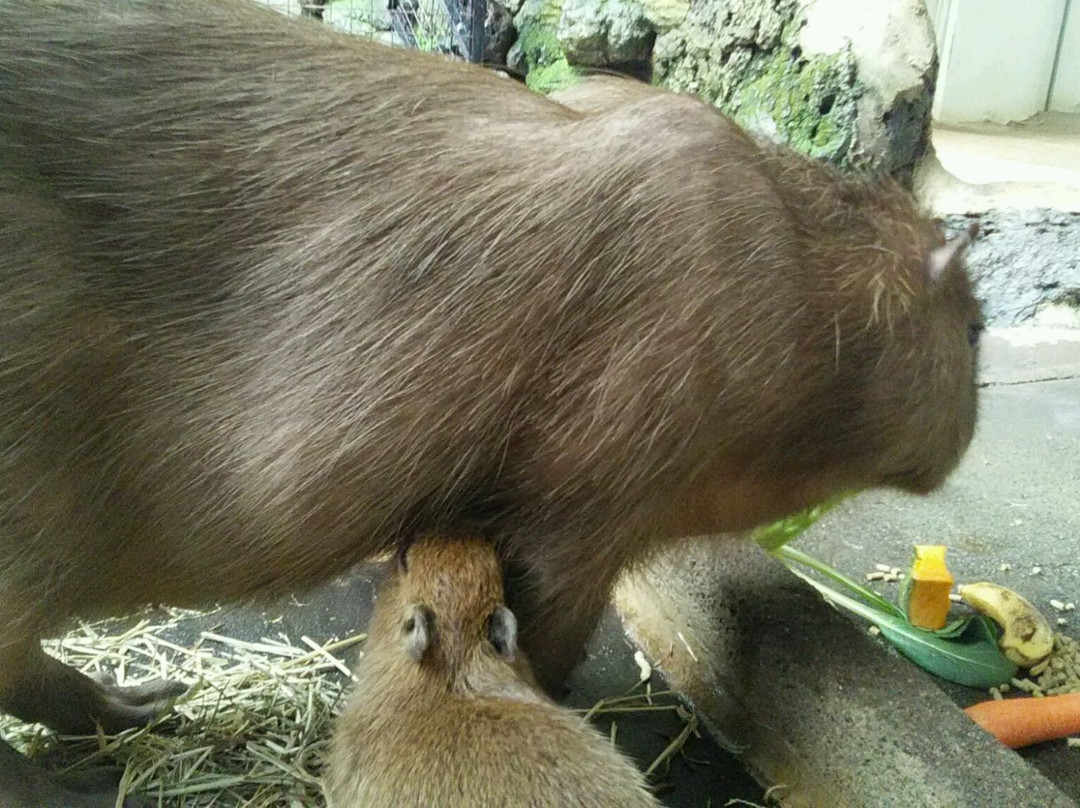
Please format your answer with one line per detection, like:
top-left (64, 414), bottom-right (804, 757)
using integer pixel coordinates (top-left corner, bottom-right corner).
top-left (325, 533), bottom-right (660, 807)
top-left (0, 0), bottom-right (981, 803)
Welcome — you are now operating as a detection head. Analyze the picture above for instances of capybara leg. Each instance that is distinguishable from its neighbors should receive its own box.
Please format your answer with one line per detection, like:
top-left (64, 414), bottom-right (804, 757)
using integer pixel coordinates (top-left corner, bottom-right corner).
top-left (0, 640), bottom-right (186, 735)
top-left (505, 547), bottom-right (628, 696)
top-left (0, 739), bottom-right (146, 808)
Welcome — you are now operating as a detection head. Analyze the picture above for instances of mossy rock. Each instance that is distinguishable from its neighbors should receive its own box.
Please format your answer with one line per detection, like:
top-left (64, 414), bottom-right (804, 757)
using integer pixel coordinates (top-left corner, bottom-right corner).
top-left (727, 43), bottom-right (858, 165)
top-left (510, 0), bottom-right (581, 93)
top-left (652, 1), bottom-right (865, 164)
top-left (556, 0), bottom-right (687, 67)
top-left (654, 0), bottom-right (933, 175)
top-left (656, 1), bottom-right (859, 165)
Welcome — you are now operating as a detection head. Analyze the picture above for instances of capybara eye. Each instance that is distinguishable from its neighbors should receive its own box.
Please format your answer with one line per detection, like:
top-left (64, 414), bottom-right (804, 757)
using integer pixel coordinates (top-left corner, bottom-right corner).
top-left (967, 321), bottom-right (985, 348)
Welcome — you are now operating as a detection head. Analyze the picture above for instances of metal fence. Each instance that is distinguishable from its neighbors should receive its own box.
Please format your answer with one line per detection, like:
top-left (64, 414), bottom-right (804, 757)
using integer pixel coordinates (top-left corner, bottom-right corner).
top-left (258, 0), bottom-right (487, 63)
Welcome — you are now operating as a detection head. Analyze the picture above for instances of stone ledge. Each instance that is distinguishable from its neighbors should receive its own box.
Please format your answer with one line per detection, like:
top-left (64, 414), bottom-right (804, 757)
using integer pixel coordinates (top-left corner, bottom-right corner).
top-left (614, 539), bottom-right (1077, 807)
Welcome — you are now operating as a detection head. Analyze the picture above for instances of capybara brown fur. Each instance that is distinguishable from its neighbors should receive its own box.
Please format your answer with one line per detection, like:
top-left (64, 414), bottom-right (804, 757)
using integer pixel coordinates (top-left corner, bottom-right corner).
top-left (550, 73), bottom-right (670, 115)
top-left (0, 0), bottom-right (981, 802)
top-left (325, 533), bottom-right (660, 807)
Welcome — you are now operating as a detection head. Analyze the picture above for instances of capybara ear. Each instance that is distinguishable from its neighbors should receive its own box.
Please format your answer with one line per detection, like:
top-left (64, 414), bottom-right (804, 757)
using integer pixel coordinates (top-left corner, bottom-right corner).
top-left (402, 604), bottom-right (433, 661)
top-left (486, 606), bottom-right (517, 662)
top-left (927, 222), bottom-right (979, 284)
top-left (396, 542), bottom-right (411, 574)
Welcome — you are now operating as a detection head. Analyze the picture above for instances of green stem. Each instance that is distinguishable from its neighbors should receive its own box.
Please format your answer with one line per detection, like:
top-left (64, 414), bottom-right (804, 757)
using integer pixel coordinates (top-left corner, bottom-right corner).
top-left (771, 544), bottom-right (906, 619)
top-left (783, 564), bottom-right (902, 625)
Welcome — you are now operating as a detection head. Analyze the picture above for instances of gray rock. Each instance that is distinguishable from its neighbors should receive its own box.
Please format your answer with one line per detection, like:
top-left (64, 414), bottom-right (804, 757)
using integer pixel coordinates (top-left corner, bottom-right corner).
top-left (556, 0), bottom-right (650, 66)
top-left (947, 210), bottom-right (1080, 327)
top-left (653, 0), bottom-right (811, 138)
top-left (555, 0), bottom-right (688, 67)
top-left (510, 0), bottom-right (685, 88)
top-left (654, 0), bottom-right (936, 177)
top-left (800, 0), bottom-right (938, 176)
top-left (484, 1), bottom-right (517, 65)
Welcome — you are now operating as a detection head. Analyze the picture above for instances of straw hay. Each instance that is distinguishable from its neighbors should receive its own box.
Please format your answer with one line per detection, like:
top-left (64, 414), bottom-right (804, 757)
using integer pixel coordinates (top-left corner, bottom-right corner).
top-left (0, 610), bottom-right (701, 806)
top-left (0, 608), bottom-right (362, 807)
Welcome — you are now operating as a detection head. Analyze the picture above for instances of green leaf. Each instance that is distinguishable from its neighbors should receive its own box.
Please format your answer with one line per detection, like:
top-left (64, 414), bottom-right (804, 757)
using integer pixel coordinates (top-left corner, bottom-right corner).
top-left (933, 616), bottom-right (974, 639)
top-left (877, 615), bottom-right (1017, 689)
top-left (752, 492), bottom-right (853, 551)
top-left (785, 565), bottom-right (1017, 688)
top-left (766, 520), bottom-right (1018, 688)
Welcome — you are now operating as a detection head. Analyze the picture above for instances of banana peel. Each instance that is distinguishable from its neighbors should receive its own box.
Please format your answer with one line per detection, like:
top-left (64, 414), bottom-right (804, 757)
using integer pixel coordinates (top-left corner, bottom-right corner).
top-left (958, 581), bottom-right (1055, 668)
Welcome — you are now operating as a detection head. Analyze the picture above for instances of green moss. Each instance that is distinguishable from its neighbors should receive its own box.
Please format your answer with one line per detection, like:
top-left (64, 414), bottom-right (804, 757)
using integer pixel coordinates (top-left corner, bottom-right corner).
top-left (519, 0), bottom-right (564, 30)
top-left (654, 4), bottom-right (866, 168)
top-left (727, 44), bottom-right (857, 164)
top-left (515, 22), bottom-right (580, 94)
top-left (528, 58), bottom-right (581, 93)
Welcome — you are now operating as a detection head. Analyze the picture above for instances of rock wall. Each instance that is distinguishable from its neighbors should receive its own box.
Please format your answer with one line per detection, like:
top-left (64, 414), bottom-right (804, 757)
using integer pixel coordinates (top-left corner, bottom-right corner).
top-left (511, 0), bottom-right (938, 177)
top-left (949, 210), bottom-right (1080, 327)
top-left (302, 0), bottom-right (937, 178)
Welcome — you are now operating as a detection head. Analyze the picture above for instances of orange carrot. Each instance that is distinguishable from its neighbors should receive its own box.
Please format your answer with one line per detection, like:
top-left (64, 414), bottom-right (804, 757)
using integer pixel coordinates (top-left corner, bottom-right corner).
top-left (965, 692), bottom-right (1080, 749)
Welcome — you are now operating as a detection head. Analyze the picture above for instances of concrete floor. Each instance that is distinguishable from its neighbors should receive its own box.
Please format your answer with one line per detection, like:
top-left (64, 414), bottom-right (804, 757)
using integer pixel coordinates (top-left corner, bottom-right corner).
top-left (798, 332), bottom-right (1080, 803)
